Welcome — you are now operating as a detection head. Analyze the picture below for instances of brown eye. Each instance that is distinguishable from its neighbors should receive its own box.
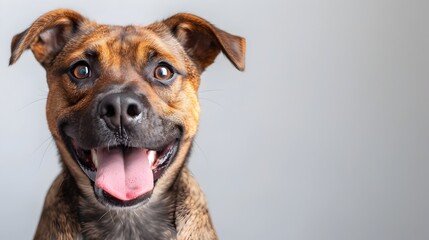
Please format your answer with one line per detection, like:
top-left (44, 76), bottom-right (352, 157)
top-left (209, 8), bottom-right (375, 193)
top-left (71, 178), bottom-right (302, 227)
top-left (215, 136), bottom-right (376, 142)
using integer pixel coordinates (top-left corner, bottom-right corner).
top-left (71, 63), bottom-right (91, 79)
top-left (154, 65), bottom-right (174, 81)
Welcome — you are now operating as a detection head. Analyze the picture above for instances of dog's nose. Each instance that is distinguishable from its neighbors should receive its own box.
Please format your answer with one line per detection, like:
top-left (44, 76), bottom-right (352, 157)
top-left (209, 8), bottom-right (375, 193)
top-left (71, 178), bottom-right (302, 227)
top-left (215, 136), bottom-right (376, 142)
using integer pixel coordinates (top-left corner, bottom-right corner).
top-left (99, 92), bottom-right (143, 130)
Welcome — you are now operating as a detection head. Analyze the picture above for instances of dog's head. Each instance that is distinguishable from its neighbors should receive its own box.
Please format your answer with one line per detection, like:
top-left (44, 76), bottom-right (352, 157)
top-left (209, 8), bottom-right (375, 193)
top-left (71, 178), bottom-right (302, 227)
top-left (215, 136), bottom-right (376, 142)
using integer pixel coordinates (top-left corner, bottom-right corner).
top-left (10, 9), bottom-right (245, 207)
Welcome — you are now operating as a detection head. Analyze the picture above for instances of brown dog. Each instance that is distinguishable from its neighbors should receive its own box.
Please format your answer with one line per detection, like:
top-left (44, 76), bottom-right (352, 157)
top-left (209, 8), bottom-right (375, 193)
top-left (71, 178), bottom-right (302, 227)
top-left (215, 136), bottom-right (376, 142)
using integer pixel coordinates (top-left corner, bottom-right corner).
top-left (10, 9), bottom-right (245, 239)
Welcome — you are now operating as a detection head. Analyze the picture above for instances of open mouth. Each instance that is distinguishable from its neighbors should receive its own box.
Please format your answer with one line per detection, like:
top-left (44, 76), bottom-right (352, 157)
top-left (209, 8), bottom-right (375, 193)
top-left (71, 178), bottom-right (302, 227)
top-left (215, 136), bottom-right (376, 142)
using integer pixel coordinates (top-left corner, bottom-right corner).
top-left (69, 139), bottom-right (179, 207)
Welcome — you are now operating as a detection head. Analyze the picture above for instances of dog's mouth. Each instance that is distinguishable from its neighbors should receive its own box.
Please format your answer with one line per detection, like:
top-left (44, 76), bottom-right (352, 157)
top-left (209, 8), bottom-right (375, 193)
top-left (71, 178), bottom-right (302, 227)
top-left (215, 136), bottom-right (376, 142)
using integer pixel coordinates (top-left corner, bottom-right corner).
top-left (69, 139), bottom-right (179, 207)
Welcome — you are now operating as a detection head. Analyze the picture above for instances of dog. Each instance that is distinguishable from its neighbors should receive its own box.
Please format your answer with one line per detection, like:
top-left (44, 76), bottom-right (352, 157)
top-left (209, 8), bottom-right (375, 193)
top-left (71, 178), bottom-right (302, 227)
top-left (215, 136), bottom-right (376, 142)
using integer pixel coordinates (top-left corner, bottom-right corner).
top-left (9, 9), bottom-right (245, 239)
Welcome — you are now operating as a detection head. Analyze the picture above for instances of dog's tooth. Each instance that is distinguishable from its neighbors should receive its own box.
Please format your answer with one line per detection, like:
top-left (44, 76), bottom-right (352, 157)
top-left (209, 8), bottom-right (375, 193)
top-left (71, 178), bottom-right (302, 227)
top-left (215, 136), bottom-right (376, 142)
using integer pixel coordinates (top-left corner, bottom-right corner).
top-left (91, 149), bottom-right (98, 168)
top-left (148, 150), bottom-right (157, 166)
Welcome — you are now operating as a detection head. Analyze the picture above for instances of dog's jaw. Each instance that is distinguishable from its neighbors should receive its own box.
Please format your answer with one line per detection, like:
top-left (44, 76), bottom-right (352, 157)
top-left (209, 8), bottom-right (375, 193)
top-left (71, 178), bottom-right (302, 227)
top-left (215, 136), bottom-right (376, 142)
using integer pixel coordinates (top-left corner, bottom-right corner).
top-left (62, 127), bottom-right (182, 208)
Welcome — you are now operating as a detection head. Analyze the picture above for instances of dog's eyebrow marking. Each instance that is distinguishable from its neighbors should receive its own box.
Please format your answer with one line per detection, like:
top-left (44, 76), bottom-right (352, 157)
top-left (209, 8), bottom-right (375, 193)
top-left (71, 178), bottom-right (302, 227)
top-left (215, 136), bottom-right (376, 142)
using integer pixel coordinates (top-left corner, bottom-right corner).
top-left (147, 50), bottom-right (158, 62)
top-left (85, 50), bottom-right (98, 58)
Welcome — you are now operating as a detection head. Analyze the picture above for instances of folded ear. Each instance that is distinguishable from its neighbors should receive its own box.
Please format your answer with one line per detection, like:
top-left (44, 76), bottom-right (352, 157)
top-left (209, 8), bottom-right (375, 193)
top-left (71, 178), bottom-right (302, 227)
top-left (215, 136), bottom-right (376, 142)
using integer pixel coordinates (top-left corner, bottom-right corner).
top-left (9, 9), bottom-right (86, 66)
top-left (163, 13), bottom-right (245, 72)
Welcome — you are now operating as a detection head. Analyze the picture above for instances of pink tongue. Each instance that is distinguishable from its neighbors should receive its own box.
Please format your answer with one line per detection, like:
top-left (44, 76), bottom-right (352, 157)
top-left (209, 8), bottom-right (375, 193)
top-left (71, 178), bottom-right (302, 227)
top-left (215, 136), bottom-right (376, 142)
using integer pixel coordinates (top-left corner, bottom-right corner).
top-left (95, 148), bottom-right (154, 201)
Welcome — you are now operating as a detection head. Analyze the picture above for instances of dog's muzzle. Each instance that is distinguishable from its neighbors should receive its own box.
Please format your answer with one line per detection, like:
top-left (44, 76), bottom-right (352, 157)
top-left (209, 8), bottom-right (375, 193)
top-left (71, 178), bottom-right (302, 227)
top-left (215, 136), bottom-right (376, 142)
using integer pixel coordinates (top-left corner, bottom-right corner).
top-left (62, 91), bottom-right (181, 207)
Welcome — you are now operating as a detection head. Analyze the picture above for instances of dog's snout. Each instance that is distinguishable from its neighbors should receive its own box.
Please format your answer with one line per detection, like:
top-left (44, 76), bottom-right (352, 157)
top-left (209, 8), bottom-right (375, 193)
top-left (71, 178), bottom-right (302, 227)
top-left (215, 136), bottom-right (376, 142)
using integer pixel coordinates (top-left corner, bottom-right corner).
top-left (99, 92), bottom-right (143, 130)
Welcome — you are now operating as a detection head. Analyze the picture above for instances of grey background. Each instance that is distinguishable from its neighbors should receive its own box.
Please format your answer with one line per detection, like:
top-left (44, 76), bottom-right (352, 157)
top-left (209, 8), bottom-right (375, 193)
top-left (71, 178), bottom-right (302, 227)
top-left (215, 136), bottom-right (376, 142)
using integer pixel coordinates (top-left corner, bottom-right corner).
top-left (1, 0), bottom-right (429, 239)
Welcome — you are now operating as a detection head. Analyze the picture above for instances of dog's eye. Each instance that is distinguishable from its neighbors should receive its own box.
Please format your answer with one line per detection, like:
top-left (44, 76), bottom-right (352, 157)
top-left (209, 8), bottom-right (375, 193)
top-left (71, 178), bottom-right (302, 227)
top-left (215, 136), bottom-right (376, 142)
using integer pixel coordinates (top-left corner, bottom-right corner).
top-left (71, 63), bottom-right (91, 79)
top-left (154, 65), bottom-right (174, 81)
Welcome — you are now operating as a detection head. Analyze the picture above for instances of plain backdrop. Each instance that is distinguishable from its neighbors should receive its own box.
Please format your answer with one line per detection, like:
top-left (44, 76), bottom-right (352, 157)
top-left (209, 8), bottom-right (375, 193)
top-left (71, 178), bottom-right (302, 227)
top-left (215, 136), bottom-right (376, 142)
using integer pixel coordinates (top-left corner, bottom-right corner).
top-left (1, 0), bottom-right (429, 239)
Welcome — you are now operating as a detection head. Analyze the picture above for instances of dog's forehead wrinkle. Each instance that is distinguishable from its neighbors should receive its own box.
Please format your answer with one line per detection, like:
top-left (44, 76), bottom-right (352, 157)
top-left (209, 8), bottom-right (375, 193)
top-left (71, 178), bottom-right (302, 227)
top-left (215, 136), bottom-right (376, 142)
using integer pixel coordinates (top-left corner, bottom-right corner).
top-left (85, 31), bottom-right (140, 70)
top-left (120, 25), bottom-right (138, 40)
top-left (52, 24), bottom-right (107, 65)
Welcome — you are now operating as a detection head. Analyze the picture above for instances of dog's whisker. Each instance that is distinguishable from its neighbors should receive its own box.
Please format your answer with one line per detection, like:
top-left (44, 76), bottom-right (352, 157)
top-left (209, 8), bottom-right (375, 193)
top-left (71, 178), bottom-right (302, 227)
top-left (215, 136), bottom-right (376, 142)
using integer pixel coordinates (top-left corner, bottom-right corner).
top-left (193, 139), bottom-right (208, 162)
top-left (98, 210), bottom-right (110, 222)
top-left (132, 210), bottom-right (139, 219)
top-left (199, 97), bottom-right (224, 110)
top-left (110, 211), bottom-right (124, 225)
top-left (198, 89), bottom-right (224, 94)
top-left (39, 138), bottom-right (55, 168)
top-left (19, 97), bottom-right (47, 111)
top-left (108, 209), bottom-right (114, 224)
top-left (32, 136), bottom-right (54, 156)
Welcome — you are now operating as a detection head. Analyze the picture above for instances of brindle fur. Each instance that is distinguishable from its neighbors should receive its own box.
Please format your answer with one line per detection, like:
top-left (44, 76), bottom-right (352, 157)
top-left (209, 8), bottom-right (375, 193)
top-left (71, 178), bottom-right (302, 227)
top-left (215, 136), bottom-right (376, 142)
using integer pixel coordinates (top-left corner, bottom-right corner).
top-left (10, 9), bottom-right (245, 240)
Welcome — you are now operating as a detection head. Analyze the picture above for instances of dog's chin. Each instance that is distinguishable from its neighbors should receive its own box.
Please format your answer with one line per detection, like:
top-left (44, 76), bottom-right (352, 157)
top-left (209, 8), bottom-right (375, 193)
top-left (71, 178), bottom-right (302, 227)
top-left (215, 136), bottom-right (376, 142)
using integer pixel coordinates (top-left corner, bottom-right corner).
top-left (64, 136), bottom-right (180, 208)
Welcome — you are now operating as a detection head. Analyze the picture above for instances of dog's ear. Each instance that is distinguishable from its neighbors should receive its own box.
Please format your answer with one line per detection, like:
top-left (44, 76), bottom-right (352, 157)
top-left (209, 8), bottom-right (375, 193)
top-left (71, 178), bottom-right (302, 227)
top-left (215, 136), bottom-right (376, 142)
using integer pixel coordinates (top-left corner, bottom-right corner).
top-left (163, 13), bottom-right (245, 72)
top-left (9, 9), bottom-right (86, 66)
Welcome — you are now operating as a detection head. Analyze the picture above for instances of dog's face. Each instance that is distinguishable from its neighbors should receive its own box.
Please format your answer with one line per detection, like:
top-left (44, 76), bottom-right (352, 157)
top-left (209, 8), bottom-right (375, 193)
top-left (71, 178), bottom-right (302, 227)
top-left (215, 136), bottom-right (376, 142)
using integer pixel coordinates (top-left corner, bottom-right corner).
top-left (10, 9), bottom-right (245, 208)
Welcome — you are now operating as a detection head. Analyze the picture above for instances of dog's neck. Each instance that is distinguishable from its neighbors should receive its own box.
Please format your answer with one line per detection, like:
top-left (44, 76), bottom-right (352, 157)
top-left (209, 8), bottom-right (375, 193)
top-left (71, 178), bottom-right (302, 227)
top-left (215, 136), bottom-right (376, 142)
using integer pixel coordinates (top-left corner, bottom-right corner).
top-left (77, 185), bottom-right (177, 239)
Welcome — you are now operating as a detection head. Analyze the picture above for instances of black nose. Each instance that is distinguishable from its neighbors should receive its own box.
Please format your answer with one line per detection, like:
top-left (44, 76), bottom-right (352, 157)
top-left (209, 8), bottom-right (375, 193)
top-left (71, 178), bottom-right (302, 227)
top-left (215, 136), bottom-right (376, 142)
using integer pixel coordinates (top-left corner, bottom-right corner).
top-left (99, 92), bottom-right (143, 130)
